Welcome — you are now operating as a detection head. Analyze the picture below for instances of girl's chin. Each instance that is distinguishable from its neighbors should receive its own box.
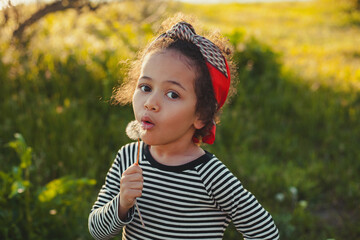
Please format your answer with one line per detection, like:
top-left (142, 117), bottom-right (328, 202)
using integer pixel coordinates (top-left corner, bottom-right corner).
top-left (141, 136), bottom-right (169, 147)
top-left (139, 135), bottom-right (155, 145)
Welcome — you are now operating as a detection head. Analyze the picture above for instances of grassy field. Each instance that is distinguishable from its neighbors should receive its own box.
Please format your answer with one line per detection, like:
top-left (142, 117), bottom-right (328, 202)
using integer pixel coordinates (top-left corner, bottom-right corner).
top-left (0, 0), bottom-right (359, 239)
top-left (181, 0), bottom-right (360, 91)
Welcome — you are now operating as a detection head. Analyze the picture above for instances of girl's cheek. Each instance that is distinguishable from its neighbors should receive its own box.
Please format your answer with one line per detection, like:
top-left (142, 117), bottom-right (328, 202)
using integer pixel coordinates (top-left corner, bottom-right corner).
top-left (132, 93), bottom-right (139, 110)
top-left (132, 90), bottom-right (140, 103)
top-left (133, 93), bottom-right (145, 112)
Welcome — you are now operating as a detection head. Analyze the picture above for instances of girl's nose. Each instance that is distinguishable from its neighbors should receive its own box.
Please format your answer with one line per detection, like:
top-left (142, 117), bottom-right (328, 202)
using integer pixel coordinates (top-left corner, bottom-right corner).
top-left (144, 94), bottom-right (159, 112)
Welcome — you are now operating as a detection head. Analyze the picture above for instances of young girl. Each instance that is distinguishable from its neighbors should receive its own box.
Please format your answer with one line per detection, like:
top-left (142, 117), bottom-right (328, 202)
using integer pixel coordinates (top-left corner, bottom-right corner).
top-left (89, 16), bottom-right (279, 240)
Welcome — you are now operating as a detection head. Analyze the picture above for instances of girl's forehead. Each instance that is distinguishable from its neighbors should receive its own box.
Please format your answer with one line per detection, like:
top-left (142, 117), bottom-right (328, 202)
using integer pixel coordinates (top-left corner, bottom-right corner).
top-left (143, 49), bottom-right (194, 71)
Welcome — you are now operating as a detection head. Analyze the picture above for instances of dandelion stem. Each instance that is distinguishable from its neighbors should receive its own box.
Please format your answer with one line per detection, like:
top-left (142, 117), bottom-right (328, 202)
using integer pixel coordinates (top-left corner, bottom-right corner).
top-left (134, 138), bottom-right (144, 227)
top-left (135, 138), bottom-right (140, 165)
top-left (135, 201), bottom-right (145, 227)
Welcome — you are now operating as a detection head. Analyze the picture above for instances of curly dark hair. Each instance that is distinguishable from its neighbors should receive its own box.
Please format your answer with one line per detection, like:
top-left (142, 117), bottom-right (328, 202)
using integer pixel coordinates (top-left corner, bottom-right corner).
top-left (112, 14), bottom-right (236, 143)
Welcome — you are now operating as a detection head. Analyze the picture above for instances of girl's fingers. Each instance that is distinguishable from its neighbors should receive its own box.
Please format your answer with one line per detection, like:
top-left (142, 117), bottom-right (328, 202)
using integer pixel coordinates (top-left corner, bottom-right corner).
top-left (121, 172), bottom-right (143, 183)
top-left (121, 181), bottom-right (143, 190)
top-left (121, 164), bottom-right (143, 186)
top-left (122, 188), bottom-right (143, 199)
top-left (123, 164), bottom-right (143, 175)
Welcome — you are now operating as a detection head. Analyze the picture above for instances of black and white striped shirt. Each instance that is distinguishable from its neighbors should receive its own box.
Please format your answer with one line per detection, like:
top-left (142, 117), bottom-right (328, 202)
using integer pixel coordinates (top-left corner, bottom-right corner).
top-left (89, 142), bottom-right (279, 240)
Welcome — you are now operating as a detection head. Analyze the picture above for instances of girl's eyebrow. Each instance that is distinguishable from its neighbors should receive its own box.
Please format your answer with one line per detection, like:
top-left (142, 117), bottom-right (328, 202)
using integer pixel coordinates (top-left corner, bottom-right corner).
top-left (166, 80), bottom-right (187, 91)
top-left (139, 76), bottom-right (186, 91)
top-left (138, 75), bottom-right (152, 81)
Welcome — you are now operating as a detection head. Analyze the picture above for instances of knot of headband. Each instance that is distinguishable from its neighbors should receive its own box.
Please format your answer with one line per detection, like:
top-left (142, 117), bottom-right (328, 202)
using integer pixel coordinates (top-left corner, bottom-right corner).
top-left (157, 21), bottom-right (231, 144)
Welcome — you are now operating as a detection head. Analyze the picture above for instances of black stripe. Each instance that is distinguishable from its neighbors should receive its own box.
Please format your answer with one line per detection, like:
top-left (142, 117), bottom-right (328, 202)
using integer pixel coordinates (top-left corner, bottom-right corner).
top-left (144, 143), bottom-right (212, 172)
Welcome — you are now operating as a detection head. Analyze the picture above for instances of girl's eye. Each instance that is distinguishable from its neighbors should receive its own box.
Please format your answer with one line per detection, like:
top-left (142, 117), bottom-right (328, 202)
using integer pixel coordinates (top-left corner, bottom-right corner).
top-left (166, 91), bottom-right (179, 99)
top-left (140, 85), bottom-right (151, 92)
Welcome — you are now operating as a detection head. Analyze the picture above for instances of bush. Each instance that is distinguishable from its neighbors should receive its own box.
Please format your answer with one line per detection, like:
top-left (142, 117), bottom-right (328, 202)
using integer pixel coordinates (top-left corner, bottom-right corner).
top-left (213, 30), bottom-right (360, 239)
top-left (0, 134), bottom-right (96, 240)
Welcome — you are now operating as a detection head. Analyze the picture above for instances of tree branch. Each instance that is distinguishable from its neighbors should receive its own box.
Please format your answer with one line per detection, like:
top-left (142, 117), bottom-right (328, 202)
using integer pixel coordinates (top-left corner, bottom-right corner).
top-left (12, 0), bottom-right (105, 42)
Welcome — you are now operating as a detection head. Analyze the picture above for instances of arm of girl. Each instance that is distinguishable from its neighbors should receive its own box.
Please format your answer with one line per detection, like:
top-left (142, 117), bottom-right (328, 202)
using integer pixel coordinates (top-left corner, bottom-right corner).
top-left (200, 157), bottom-right (279, 240)
top-left (88, 145), bottom-right (142, 240)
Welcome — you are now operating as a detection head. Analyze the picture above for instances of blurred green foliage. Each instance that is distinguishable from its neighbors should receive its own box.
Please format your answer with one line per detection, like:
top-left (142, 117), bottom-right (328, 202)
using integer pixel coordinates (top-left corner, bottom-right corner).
top-left (0, 0), bottom-right (359, 239)
top-left (215, 34), bottom-right (360, 239)
top-left (1, 133), bottom-right (96, 239)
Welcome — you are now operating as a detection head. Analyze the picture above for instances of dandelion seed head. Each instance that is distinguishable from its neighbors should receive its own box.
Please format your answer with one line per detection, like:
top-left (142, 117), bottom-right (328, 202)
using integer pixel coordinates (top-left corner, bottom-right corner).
top-left (126, 120), bottom-right (143, 140)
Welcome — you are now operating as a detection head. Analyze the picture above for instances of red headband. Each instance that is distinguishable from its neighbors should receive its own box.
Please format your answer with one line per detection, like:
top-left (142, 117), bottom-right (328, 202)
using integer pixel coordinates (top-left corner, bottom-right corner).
top-left (157, 22), bottom-right (231, 144)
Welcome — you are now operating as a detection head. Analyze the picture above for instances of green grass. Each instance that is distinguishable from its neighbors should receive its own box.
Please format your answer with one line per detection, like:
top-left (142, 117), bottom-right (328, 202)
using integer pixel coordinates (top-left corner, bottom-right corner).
top-left (0, 0), bottom-right (359, 239)
top-left (180, 0), bottom-right (360, 92)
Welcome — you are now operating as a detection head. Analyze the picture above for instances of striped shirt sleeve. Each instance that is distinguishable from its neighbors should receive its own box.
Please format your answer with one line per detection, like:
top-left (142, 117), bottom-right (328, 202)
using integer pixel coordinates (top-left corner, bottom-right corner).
top-left (198, 157), bottom-right (279, 240)
top-left (88, 145), bottom-right (136, 240)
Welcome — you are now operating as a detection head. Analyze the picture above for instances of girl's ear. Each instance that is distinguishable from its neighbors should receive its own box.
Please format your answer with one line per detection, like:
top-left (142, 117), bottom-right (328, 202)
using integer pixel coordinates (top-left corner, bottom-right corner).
top-left (194, 117), bottom-right (205, 130)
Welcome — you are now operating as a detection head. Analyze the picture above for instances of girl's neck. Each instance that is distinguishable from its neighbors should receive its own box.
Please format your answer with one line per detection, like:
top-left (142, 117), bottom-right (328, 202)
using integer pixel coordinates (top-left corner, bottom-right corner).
top-left (149, 141), bottom-right (205, 166)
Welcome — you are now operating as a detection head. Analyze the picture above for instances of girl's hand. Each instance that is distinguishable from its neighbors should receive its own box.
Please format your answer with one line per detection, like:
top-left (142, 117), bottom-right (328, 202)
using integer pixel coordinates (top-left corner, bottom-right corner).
top-left (119, 164), bottom-right (143, 220)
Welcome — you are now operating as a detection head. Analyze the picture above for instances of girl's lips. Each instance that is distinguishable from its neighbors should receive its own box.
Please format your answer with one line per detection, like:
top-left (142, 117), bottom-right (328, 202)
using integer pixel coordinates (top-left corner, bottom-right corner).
top-left (141, 116), bottom-right (155, 130)
top-left (141, 121), bottom-right (154, 130)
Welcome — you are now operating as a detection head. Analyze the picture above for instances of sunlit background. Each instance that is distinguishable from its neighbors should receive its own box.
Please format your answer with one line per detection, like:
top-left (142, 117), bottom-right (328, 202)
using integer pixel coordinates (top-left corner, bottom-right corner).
top-left (0, 0), bottom-right (359, 239)
top-left (0, 0), bottom-right (312, 9)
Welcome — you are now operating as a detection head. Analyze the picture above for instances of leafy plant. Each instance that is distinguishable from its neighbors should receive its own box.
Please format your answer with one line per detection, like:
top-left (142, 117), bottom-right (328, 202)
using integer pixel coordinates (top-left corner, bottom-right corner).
top-left (0, 134), bottom-right (96, 240)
